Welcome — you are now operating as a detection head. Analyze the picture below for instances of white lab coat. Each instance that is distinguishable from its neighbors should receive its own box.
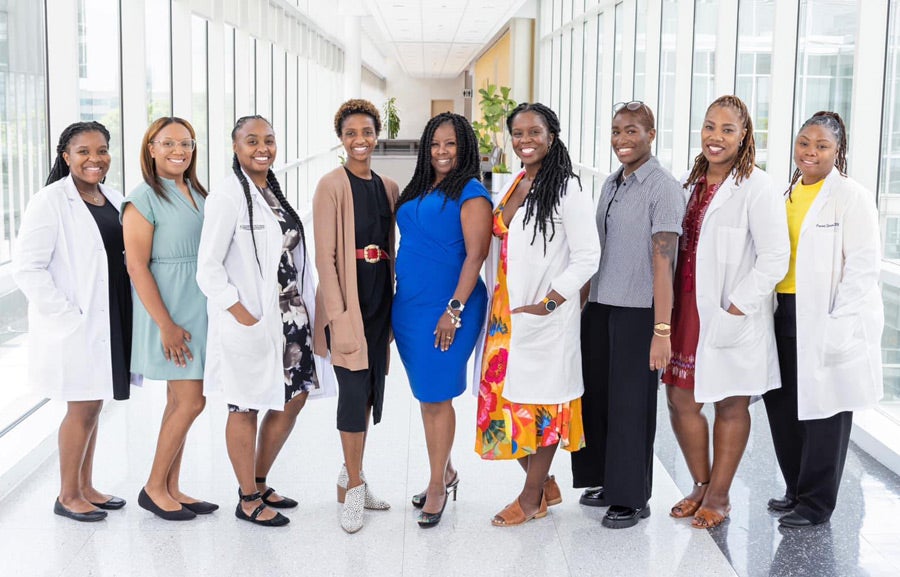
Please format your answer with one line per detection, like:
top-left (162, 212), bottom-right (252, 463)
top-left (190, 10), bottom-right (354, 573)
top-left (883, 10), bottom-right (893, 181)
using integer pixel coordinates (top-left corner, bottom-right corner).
top-left (791, 168), bottom-right (884, 419)
top-left (12, 175), bottom-right (139, 400)
top-left (474, 174), bottom-right (601, 404)
top-left (690, 168), bottom-right (790, 403)
top-left (197, 171), bottom-right (335, 411)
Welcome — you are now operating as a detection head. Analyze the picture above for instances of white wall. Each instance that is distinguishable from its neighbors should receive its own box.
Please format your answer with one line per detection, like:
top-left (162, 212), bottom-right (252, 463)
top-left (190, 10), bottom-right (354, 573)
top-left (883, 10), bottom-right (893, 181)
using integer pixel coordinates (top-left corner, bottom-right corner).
top-left (383, 60), bottom-right (466, 140)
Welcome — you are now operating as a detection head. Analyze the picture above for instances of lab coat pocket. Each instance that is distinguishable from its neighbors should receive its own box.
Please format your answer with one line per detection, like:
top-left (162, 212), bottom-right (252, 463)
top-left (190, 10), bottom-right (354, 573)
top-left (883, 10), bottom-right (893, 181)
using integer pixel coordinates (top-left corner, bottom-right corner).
top-left (329, 310), bottom-right (360, 355)
top-left (822, 315), bottom-right (866, 367)
top-left (508, 310), bottom-right (564, 362)
top-left (716, 226), bottom-right (747, 265)
top-left (221, 314), bottom-right (269, 358)
top-left (710, 308), bottom-right (758, 349)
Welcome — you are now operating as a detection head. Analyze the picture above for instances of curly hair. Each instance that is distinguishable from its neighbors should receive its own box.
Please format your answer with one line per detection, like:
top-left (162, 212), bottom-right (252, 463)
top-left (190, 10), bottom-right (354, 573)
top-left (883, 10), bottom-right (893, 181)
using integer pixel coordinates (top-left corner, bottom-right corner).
top-left (231, 115), bottom-right (307, 285)
top-left (397, 112), bottom-right (481, 209)
top-left (506, 102), bottom-right (580, 250)
top-left (787, 111), bottom-right (848, 200)
top-left (684, 95), bottom-right (756, 188)
top-left (140, 116), bottom-right (208, 201)
top-left (334, 99), bottom-right (382, 137)
top-left (47, 121), bottom-right (111, 186)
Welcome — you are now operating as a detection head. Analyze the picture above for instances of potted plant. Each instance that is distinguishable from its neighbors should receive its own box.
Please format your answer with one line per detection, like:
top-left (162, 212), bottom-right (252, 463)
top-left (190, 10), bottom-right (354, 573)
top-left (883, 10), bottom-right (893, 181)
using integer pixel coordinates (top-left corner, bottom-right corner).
top-left (471, 84), bottom-right (516, 192)
top-left (383, 97), bottom-right (401, 139)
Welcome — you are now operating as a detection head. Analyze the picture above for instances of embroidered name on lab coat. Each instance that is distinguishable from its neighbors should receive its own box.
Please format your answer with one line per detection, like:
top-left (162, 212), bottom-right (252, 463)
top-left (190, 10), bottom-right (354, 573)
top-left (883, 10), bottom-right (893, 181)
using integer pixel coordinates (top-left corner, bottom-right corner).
top-left (239, 224), bottom-right (265, 230)
top-left (816, 222), bottom-right (839, 228)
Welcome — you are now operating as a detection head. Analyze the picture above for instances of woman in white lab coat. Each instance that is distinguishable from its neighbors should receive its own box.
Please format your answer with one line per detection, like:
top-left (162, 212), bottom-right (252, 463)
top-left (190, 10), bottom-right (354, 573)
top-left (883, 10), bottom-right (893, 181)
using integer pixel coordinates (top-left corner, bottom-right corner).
top-left (764, 111), bottom-right (883, 528)
top-left (197, 115), bottom-right (328, 527)
top-left (13, 121), bottom-right (134, 522)
top-left (662, 95), bottom-right (789, 529)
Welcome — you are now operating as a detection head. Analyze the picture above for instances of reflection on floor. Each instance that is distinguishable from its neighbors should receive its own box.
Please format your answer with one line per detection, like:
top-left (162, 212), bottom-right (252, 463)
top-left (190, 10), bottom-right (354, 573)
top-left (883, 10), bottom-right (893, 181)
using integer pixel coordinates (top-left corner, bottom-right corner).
top-left (1, 356), bottom-right (899, 576)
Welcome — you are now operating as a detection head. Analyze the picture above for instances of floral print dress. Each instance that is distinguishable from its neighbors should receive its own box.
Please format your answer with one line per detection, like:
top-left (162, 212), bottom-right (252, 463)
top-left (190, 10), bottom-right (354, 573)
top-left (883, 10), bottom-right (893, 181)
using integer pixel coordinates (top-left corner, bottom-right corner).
top-left (475, 181), bottom-right (585, 460)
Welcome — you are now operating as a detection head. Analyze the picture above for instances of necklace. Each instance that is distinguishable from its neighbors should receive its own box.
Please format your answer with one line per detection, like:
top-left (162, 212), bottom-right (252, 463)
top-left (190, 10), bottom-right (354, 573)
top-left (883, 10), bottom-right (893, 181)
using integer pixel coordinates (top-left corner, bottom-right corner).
top-left (77, 187), bottom-right (104, 206)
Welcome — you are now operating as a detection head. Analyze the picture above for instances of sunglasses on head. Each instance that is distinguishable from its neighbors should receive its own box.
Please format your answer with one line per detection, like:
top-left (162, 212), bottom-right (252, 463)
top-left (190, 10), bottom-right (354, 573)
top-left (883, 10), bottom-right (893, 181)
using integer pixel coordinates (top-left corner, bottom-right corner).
top-left (613, 101), bottom-right (649, 114)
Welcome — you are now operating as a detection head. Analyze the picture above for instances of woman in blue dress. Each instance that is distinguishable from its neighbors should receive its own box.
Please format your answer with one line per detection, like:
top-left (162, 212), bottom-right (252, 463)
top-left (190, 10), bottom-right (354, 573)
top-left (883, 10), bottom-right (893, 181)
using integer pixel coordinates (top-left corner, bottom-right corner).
top-left (392, 112), bottom-right (492, 527)
top-left (122, 117), bottom-right (216, 520)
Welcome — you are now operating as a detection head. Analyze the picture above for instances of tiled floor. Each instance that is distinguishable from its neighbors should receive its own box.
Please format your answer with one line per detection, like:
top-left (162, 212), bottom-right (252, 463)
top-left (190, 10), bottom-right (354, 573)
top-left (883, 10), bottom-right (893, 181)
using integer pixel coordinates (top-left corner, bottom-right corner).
top-left (1, 355), bottom-right (899, 576)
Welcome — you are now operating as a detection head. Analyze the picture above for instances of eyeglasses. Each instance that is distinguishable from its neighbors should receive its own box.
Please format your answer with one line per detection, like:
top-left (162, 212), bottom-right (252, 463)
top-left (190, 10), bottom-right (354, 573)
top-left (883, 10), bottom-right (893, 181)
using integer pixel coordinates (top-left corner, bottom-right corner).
top-left (150, 139), bottom-right (197, 151)
top-left (613, 101), bottom-right (649, 114)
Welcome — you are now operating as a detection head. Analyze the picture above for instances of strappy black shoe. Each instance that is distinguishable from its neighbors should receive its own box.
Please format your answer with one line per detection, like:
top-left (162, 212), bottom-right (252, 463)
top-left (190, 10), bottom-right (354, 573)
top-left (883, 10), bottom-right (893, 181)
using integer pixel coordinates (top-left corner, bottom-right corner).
top-left (235, 489), bottom-right (289, 527)
top-left (256, 476), bottom-right (298, 509)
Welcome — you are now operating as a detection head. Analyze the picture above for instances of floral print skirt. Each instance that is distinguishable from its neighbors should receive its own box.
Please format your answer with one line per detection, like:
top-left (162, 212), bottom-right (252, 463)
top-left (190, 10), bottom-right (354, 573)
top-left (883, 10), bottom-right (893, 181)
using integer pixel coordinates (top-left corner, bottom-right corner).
top-left (475, 194), bottom-right (585, 460)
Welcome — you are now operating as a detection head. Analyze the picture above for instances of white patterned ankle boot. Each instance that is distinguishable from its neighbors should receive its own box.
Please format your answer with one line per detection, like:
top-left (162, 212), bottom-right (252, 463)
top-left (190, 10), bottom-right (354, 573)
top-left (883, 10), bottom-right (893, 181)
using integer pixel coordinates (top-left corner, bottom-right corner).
top-left (340, 483), bottom-right (365, 533)
top-left (337, 465), bottom-right (391, 510)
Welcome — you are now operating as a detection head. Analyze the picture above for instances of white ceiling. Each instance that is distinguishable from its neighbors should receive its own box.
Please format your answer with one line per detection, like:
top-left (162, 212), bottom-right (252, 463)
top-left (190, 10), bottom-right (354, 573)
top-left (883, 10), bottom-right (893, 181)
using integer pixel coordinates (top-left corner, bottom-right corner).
top-left (363, 0), bottom-right (528, 78)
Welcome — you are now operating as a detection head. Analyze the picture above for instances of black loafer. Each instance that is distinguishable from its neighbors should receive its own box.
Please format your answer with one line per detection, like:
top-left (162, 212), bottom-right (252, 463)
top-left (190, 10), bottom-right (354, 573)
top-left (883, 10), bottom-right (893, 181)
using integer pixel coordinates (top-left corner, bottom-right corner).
top-left (579, 487), bottom-right (606, 507)
top-left (767, 495), bottom-right (799, 512)
top-left (91, 496), bottom-right (126, 510)
top-left (779, 511), bottom-right (823, 528)
top-left (138, 488), bottom-right (196, 521)
top-left (54, 499), bottom-right (107, 522)
top-left (601, 504), bottom-right (650, 529)
top-left (181, 500), bottom-right (219, 515)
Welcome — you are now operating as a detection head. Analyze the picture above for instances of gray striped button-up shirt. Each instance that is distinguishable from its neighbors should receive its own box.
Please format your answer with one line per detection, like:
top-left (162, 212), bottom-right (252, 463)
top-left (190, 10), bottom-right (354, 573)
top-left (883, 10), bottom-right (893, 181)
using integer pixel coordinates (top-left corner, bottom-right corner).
top-left (589, 156), bottom-right (686, 308)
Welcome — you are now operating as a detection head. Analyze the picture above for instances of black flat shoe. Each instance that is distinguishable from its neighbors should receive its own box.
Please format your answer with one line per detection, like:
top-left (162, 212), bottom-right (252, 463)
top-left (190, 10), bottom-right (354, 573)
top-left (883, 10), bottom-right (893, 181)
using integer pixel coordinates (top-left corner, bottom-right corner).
top-left (767, 495), bottom-right (799, 512)
top-left (411, 473), bottom-right (460, 509)
top-left (579, 487), bottom-right (606, 507)
top-left (138, 488), bottom-right (196, 521)
top-left (236, 490), bottom-right (289, 527)
top-left (181, 500), bottom-right (219, 515)
top-left (779, 511), bottom-right (823, 528)
top-left (54, 499), bottom-right (107, 522)
top-left (417, 492), bottom-right (449, 528)
top-left (260, 487), bottom-right (298, 509)
top-left (601, 504), bottom-right (650, 529)
top-left (91, 496), bottom-right (126, 510)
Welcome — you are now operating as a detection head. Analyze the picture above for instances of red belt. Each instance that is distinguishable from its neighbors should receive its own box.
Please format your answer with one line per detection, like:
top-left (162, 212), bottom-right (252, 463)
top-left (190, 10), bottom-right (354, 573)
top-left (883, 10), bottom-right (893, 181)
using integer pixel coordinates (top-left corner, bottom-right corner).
top-left (356, 244), bottom-right (390, 263)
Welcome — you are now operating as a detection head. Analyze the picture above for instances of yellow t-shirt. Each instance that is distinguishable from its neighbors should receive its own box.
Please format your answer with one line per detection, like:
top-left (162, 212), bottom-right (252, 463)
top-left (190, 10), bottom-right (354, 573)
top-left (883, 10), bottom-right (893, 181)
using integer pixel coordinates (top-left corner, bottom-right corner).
top-left (776, 179), bottom-right (825, 294)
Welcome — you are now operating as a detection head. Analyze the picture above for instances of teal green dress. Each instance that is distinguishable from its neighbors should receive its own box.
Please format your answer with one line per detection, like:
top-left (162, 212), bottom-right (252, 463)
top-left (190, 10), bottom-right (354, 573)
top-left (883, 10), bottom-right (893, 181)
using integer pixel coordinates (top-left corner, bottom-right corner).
top-left (123, 179), bottom-right (207, 380)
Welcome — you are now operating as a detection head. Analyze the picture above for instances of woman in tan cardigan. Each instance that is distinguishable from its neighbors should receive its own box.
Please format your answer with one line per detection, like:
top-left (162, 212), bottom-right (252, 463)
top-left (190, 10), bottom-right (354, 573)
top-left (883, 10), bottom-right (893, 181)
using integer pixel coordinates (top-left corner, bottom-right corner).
top-left (313, 99), bottom-right (399, 533)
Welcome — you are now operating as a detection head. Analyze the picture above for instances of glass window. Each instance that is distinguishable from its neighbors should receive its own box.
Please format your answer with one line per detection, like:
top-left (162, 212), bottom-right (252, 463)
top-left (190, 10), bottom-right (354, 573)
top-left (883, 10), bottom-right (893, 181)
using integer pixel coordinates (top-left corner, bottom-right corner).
top-left (593, 13), bottom-right (604, 171)
top-left (224, 24), bottom-right (235, 169)
top-left (657, 0), bottom-right (678, 170)
top-left (0, 0), bottom-right (48, 434)
top-left (688, 0), bottom-right (719, 164)
top-left (735, 0), bottom-right (774, 170)
top-left (191, 15), bottom-right (208, 185)
top-left (633, 0), bottom-right (648, 98)
top-left (145, 0), bottom-right (171, 121)
top-left (793, 0), bottom-right (857, 136)
top-left (76, 0), bottom-right (123, 191)
top-left (611, 2), bottom-right (624, 167)
top-left (581, 15), bottom-right (598, 171)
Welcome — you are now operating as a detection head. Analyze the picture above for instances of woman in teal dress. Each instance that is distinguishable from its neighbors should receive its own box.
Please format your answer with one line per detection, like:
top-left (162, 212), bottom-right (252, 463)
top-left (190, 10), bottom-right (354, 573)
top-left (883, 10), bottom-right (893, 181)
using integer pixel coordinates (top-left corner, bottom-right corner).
top-left (122, 117), bottom-right (217, 521)
top-left (392, 112), bottom-right (492, 527)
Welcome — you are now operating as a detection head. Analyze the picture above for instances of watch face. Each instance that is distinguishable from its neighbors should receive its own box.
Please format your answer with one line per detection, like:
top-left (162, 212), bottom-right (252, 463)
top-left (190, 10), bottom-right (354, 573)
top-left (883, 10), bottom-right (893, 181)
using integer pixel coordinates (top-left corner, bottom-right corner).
top-left (449, 299), bottom-right (462, 310)
top-left (545, 299), bottom-right (558, 312)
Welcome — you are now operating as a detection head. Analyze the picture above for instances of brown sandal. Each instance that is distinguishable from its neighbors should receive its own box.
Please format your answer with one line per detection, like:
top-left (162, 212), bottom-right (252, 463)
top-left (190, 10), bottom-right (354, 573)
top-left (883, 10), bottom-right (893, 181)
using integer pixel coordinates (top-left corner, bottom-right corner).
top-left (491, 493), bottom-right (548, 527)
top-left (691, 505), bottom-right (731, 529)
top-left (543, 476), bottom-right (562, 507)
top-left (670, 480), bottom-right (709, 518)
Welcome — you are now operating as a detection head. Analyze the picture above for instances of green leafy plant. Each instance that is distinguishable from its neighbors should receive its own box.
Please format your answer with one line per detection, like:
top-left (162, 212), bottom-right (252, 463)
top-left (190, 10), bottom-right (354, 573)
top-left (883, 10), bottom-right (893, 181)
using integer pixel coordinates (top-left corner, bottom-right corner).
top-left (383, 97), bottom-right (401, 139)
top-left (471, 84), bottom-right (517, 172)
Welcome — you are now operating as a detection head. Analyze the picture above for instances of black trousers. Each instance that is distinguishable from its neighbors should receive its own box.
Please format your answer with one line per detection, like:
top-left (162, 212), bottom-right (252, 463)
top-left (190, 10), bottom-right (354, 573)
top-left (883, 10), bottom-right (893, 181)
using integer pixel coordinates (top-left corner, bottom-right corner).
top-left (763, 293), bottom-right (853, 524)
top-left (571, 303), bottom-right (658, 509)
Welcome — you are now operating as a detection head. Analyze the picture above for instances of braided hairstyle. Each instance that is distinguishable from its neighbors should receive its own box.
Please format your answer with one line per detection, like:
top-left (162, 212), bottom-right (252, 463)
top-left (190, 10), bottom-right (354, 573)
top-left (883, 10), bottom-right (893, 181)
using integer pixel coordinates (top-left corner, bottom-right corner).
top-left (231, 115), bottom-right (308, 285)
top-left (786, 111), bottom-right (848, 200)
top-left (397, 112), bottom-right (481, 209)
top-left (46, 121), bottom-right (111, 185)
top-left (141, 116), bottom-right (208, 201)
top-left (684, 95), bottom-right (756, 189)
top-left (506, 102), bottom-right (580, 250)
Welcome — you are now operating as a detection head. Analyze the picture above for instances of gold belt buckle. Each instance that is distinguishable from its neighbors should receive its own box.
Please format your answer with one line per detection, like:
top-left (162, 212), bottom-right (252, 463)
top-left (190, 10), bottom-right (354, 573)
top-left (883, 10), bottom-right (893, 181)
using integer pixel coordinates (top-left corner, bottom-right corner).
top-left (363, 244), bottom-right (381, 263)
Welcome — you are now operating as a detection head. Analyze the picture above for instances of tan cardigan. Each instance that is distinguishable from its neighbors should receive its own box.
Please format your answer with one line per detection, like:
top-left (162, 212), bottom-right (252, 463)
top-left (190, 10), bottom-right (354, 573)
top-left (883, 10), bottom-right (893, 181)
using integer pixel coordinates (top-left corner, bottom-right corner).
top-left (312, 166), bottom-right (399, 371)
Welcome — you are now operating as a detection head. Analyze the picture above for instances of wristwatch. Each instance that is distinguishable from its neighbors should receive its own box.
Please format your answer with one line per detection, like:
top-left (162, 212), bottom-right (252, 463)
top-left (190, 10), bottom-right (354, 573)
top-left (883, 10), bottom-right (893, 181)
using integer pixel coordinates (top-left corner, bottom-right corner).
top-left (448, 298), bottom-right (464, 312)
top-left (542, 297), bottom-right (558, 313)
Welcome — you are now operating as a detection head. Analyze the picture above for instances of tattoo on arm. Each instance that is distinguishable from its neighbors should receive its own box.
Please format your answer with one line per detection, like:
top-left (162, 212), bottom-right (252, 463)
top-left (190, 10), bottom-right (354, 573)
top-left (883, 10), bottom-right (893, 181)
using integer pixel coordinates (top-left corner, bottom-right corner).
top-left (652, 232), bottom-right (678, 262)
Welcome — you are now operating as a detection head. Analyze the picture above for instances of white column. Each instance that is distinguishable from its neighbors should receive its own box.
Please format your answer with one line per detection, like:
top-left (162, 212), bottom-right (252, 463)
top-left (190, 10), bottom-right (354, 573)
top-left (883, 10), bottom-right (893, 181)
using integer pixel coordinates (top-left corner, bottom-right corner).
top-left (171, 0), bottom-right (193, 117)
top-left (342, 16), bottom-right (362, 99)
top-left (643, 0), bottom-right (662, 114)
top-left (849, 0), bottom-right (889, 191)
top-left (120, 0), bottom-right (148, 193)
top-left (671, 0), bottom-right (695, 174)
top-left (207, 14), bottom-right (226, 186)
top-left (766, 0), bottom-right (800, 182)
top-left (46, 0), bottom-right (79, 142)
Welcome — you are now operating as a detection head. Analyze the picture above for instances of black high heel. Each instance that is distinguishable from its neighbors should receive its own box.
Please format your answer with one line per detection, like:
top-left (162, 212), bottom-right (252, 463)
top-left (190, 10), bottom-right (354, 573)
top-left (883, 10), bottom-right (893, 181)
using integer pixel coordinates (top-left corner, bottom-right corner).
top-left (416, 478), bottom-right (459, 528)
top-left (411, 473), bottom-right (460, 509)
top-left (235, 489), bottom-right (290, 527)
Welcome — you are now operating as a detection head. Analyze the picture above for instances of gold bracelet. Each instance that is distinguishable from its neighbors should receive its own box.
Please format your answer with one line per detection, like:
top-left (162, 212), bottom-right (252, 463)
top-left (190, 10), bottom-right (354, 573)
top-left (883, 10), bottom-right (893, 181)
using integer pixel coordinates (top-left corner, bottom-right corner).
top-left (653, 330), bottom-right (671, 338)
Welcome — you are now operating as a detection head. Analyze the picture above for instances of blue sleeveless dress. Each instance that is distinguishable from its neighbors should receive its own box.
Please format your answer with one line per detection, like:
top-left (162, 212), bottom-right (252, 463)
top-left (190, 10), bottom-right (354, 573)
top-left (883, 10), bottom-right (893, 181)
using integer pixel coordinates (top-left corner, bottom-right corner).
top-left (392, 178), bottom-right (491, 402)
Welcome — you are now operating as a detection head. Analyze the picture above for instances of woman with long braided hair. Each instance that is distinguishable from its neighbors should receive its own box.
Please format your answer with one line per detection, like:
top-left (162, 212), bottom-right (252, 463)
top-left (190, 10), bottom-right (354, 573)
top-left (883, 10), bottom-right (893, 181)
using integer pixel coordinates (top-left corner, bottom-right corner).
top-left (763, 111), bottom-right (883, 528)
top-left (476, 103), bottom-right (600, 526)
top-left (392, 112), bottom-right (492, 528)
top-left (198, 115), bottom-right (330, 527)
top-left (662, 95), bottom-right (789, 529)
top-left (14, 121), bottom-right (135, 521)
top-left (313, 99), bottom-right (398, 533)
